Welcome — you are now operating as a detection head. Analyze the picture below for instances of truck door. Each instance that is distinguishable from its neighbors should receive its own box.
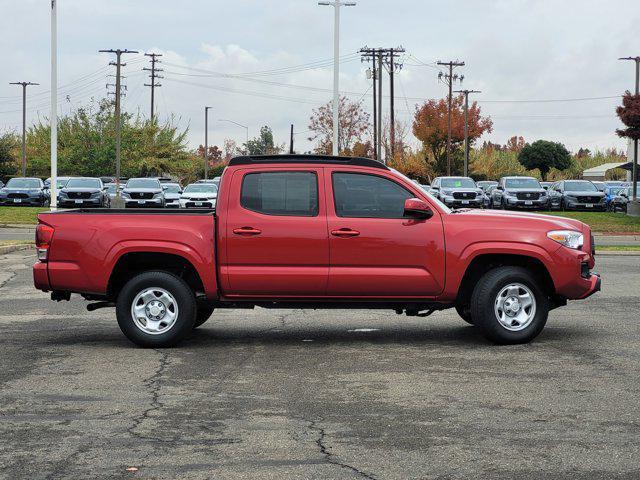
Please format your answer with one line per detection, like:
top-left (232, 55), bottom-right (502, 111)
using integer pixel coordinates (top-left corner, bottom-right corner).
top-left (325, 169), bottom-right (445, 297)
top-left (222, 167), bottom-right (329, 296)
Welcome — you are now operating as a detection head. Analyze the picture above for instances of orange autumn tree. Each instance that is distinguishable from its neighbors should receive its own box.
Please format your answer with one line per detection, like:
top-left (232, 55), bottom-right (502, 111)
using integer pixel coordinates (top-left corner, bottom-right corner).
top-left (412, 95), bottom-right (493, 175)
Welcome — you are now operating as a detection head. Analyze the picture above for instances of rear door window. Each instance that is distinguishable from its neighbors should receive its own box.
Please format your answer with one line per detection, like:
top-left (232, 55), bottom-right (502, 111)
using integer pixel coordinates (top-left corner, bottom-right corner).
top-left (240, 171), bottom-right (318, 216)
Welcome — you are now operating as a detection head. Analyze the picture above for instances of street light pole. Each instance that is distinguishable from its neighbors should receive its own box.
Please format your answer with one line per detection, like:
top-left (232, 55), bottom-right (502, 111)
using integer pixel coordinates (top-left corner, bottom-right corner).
top-left (218, 119), bottom-right (249, 155)
top-left (50, 0), bottom-right (57, 210)
top-left (619, 56), bottom-right (640, 216)
top-left (318, 0), bottom-right (356, 156)
top-left (204, 107), bottom-right (211, 179)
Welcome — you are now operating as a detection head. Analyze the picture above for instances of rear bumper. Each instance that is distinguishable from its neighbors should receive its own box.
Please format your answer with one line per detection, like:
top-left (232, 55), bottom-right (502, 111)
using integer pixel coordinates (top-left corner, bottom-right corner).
top-left (33, 261), bottom-right (50, 291)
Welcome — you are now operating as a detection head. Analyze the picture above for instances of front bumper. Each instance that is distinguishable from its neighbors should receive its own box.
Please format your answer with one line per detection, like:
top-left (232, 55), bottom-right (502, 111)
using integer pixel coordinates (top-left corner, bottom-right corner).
top-left (124, 198), bottom-right (163, 207)
top-left (564, 200), bottom-right (606, 211)
top-left (578, 274), bottom-right (601, 299)
top-left (0, 197), bottom-right (45, 206)
top-left (59, 198), bottom-right (103, 208)
top-left (504, 197), bottom-right (549, 209)
top-left (443, 197), bottom-right (484, 208)
top-left (179, 199), bottom-right (217, 208)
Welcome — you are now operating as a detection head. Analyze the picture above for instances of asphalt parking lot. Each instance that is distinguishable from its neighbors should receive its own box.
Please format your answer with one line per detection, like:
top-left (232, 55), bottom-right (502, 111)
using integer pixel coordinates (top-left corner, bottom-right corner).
top-left (1, 251), bottom-right (639, 479)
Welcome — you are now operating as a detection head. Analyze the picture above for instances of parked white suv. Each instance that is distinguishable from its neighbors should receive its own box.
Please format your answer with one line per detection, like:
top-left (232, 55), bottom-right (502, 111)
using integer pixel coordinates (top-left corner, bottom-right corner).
top-left (179, 183), bottom-right (218, 208)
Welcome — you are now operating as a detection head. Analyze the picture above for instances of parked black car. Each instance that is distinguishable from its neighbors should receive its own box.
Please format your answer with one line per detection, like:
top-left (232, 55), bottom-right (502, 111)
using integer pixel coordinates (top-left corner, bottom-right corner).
top-left (121, 178), bottom-right (165, 208)
top-left (491, 176), bottom-right (549, 210)
top-left (429, 176), bottom-right (484, 208)
top-left (609, 187), bottom-right (631, 213)
top-left (58, 177), bottom-right (109, 208)
top-left (0, 177), bottom-right (48, 206)
top-left (548, 180), bottom-right (606, 211)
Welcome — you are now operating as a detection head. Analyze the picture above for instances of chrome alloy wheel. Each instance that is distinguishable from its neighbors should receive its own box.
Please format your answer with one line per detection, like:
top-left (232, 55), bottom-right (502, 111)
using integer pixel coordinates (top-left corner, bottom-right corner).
top-left (494, 283), bottom-right (536, 331)
top-left (131, 287), bottom-right (179, 335)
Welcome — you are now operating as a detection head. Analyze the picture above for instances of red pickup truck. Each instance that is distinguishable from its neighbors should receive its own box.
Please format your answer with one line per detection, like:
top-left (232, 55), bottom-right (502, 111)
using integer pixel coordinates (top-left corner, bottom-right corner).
top-left (33, 155), bottom-right (600, 347)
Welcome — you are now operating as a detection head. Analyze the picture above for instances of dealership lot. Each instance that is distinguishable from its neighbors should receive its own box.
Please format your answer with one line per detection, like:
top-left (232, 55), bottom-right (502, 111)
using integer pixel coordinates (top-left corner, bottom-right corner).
top-left (0, 251), bottom-right (639, 479)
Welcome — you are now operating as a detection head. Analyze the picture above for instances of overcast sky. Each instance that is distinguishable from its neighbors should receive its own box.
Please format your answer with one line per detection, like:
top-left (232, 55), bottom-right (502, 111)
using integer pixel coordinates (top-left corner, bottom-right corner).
top-left (1, 0), bottom-right (639, 155)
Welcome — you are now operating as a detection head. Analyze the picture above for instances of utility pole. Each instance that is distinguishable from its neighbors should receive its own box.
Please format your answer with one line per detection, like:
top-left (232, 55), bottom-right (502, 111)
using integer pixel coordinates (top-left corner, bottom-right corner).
top-left (454, 89), bottom-right (481, 177)
top-left (289, 124), bottom-right (294, 154)
top-left (361, 47), bottom-right (378, 159)
top-left (318, 0), bottom-right (356, 156)
top-left (9, 81), bottom-right (39, 177)
top-left (437, 60), bottom-right (465, 175)
top-left (204, 107), bottom-right (211, 179)
top-left (99, 49), bottom-right (138, 207)
top-left (144, 53), bottom-right (163, 122)
top-left (619, 56), bottom-right (640, 216)
top-left (377, 50), bottom-right (383, 162)
top-left (384, 47), bottom-right (404, 159)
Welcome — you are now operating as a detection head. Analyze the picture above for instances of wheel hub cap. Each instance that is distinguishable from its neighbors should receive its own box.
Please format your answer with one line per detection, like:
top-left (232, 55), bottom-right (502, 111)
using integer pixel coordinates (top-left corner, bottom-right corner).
top-left (494, 283), bottom-right (536, 331)
top-left (131, 287), bottom-right (179, 335)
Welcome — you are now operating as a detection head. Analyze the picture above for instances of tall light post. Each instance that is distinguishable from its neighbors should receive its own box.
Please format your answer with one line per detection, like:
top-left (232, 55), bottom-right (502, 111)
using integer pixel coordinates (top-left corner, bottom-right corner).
top-left (204, 106), bottom-right (211, 179)
top-left (50, 0), bottom-right (58, 210)
top-left (9, 81), bottom-right (39, 177)
top-left (219, 119), bottom-right (249, 155)
top-left (318, 0), bottom-right (356, 157)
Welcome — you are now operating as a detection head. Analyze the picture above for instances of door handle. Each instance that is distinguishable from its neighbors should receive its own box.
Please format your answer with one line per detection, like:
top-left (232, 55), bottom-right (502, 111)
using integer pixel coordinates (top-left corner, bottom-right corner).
top-left (233, 227), bottom-right (262, 236)
top-left (331, 228), bottom-right (360, 237)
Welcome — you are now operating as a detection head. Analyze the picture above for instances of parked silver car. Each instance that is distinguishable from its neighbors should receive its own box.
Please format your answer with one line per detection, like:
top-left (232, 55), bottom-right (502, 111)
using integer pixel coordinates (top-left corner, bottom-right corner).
top-left (162, 182), bottom-right (183, 208)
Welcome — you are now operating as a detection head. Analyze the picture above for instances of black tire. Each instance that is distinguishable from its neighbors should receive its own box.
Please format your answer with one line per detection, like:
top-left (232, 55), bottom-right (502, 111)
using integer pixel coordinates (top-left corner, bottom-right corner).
top-left (470, 266), bottom-right (549, 344)
top-left (455, 303), bottom-right (474, 325)
top-left (193, 304), bottom-right (215, 328)
top-left (116, 270), bottom-right (196, 347)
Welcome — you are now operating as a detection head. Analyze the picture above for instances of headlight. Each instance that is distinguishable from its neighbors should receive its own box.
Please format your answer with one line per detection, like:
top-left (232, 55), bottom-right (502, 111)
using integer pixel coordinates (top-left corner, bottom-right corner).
top-left (547, 230), bottom-right (583, 249)
top-left (121, 192), bottom-right (131, 199)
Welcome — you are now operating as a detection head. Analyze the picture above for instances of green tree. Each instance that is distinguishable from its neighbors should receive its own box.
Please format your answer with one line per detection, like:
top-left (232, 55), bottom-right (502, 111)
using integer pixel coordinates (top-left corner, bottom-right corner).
top-left (0, 132), bottom-right (19, 180)
top-left (25, 99), bottom-right (200, 183)
top-left (245, 126), bottom-right (282, 155)
top-left (517, 140), bottom-right (572, 180)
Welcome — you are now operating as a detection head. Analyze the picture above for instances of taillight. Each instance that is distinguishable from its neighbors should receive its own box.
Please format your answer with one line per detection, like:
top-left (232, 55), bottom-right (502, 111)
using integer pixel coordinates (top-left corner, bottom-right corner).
top-left (35, 223), bottom-right (54, 261)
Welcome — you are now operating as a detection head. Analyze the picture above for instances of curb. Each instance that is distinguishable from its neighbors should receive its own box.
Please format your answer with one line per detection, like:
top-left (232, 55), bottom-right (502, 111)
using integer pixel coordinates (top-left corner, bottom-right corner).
top-left (0, 244), bottom-right (33, 255)
top-left (596, 250), bottom-right (640, 256)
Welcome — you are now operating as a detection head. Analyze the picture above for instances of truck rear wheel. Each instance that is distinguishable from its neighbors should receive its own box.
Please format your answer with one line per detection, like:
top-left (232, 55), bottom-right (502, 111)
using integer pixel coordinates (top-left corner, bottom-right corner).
top-left (116, 271), bottom-right (196, 347)
top-left (470, 266), bottom-right (548, 344)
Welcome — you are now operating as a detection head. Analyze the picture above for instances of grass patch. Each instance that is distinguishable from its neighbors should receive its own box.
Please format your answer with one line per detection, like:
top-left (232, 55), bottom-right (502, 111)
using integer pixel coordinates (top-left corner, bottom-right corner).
top-left (538, 211), bottom-right (640, 234)
top-left (596, 245), bottom-right (640, 251)
top-left (0, 206), bottom-right (48, 225)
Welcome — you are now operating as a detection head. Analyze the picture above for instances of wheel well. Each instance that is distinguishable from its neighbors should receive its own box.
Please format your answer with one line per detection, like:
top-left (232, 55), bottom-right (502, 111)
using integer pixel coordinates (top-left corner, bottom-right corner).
top-left (456, 254), bottom-right (555, 307)
top-left (108, 252), bottom-right (204, 299)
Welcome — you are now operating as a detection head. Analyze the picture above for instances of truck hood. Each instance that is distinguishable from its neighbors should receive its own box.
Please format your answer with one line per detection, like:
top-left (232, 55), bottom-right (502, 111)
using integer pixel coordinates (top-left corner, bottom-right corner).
top-left (447, 208), bottom-right (585, 232)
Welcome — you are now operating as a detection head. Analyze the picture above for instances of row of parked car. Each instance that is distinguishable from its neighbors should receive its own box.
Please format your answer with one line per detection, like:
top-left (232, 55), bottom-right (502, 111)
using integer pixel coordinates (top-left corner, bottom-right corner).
top-left (0, 176), bottom-right (220, 209)
top-left (415, 176), bottom-right (638, 212)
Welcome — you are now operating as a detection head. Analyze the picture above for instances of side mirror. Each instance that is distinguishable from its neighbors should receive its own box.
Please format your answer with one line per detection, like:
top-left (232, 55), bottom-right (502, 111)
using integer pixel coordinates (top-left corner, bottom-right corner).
top-left (404, 198), bottom-right (433, 219)
top-left (431, 186), bottom-right (439, 190)
top-left (496, 185), bottom-right (504, 190)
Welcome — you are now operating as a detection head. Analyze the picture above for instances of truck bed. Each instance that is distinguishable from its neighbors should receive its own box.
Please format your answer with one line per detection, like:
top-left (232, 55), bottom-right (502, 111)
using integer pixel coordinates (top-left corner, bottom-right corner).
top-left (34, 208), bottom-right (218, 299)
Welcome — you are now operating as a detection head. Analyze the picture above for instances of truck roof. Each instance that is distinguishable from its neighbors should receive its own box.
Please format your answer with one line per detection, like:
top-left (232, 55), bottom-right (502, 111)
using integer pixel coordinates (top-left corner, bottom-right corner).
top-left (228, 154), bottom-right (388, 170)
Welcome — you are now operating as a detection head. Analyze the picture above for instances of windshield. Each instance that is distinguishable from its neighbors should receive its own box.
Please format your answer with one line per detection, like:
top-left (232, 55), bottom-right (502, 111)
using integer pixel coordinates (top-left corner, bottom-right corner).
top-left (184, 184), bottom-right (218, 194)
top-left (505, 178), bottom-right (541, 189)
top-left (6, 178), bottom-right (41, 189)
top-left (608, 187), bottom-right (624, 195)
top-left (564, 181), bottom-right (598, 192)
top-left (126, 178), bottom-right (160, 189)
top-left (441, 178), bottom-right (476, 188)
top-left (66, 178), bottom-right (101, 189)
top-left (104, 184), bottom-right (118, 193)
top-left (163, 185), bottom-right (182, 193)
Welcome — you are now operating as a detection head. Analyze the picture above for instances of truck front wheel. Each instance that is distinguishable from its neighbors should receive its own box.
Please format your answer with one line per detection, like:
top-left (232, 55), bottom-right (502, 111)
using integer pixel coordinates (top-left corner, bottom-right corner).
top-left (116, 271), bottom-right (196, 347)
top-left (470, 266), bottom-right (548, 344)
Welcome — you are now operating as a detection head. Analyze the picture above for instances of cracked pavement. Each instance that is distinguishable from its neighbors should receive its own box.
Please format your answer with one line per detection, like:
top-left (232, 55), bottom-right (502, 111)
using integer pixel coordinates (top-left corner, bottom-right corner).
top-left (0, 251), bottom-right (639, 479)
